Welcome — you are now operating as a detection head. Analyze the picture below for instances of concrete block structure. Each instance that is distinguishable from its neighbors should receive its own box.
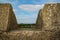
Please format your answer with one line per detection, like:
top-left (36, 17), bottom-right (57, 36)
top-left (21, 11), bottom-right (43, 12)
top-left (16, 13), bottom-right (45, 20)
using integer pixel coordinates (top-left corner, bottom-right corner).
top-left (0, 4), bottom-right (18, 31)
top-left (36, 3), bottom-right (60, 30)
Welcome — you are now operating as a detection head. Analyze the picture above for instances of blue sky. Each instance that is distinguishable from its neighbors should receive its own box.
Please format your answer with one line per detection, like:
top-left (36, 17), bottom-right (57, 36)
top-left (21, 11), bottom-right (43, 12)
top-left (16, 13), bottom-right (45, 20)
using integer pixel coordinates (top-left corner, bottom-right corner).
top-left (0, 0), bottom-right (60, 24)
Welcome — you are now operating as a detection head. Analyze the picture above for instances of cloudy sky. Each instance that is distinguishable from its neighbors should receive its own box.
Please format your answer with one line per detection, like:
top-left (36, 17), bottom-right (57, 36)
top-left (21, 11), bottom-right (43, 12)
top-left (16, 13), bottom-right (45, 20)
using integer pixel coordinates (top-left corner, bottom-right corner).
top-left (0, 0), bottom-right (60, 24)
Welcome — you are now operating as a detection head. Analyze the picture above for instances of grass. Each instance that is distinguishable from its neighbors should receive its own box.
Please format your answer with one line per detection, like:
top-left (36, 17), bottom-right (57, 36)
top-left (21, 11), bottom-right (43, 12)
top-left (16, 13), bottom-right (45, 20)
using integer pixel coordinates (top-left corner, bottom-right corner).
top-left (18, 28), bottom-right (35, 30)
top-left (17, 24), bottom-right (40, 31)
top-left (18, 24), bottom-right (36, 28)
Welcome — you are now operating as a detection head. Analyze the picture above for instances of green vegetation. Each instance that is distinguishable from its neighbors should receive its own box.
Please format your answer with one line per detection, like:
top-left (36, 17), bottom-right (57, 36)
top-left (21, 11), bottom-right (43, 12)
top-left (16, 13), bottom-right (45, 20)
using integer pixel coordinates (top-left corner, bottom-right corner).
top-left (18, 24), bottom-right (36, 28)
top-left (18, 24), bottom-right (36, 30)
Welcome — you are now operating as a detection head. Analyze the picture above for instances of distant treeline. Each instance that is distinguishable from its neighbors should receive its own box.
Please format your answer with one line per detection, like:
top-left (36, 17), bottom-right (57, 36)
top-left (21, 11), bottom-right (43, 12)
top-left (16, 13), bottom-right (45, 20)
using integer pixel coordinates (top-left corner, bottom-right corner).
top-left (18, 24), bottom-right (36, 28)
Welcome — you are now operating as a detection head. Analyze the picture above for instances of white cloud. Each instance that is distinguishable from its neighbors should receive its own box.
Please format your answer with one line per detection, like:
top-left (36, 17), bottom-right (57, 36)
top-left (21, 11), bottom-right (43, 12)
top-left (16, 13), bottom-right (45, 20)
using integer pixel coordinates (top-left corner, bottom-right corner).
top-left (18, 4), bottom-right (44, 23)
top-left (18, 4), bottom-right (44, 11)
top-left (16, 13), bottom-right (37, 24)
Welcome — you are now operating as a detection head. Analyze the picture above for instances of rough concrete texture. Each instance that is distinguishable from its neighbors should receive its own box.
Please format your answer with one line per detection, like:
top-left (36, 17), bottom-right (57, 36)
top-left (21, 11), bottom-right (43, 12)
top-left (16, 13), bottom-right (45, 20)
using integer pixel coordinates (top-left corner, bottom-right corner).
top-left (36, 3), bottom-right (60, 30)
top-left (0, 4), bottom-right (18, 31)
top-left (42, 3), bottom-right (60, 30)
top-left (0, 30), bottom-right (60, 40)
top-left (0, 3), bottom-right (60, 40)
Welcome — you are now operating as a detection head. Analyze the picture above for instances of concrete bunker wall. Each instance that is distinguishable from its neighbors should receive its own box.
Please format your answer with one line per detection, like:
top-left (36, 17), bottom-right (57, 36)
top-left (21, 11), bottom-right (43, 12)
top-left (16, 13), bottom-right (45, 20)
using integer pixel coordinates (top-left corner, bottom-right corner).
top-left (0, 3), bottom-right (60, 40)
top-left (36, 3), bottom-right (60, 30)
top-left (0, 4), bottom-right (18, 31)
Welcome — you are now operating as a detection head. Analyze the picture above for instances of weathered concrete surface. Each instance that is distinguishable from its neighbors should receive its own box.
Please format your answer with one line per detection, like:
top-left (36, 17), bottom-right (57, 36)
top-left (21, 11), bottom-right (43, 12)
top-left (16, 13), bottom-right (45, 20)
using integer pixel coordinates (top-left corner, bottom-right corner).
top-left (0, 30), bottom-right (60, 40)
top-left (42, 3), bottom-right (60, 30)
top-left (0, 3), bottom-right (60, 40)
top-left (36, 3), bottom-right (60, 30)
top-left (0, 4), bottom-right (18, 31)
